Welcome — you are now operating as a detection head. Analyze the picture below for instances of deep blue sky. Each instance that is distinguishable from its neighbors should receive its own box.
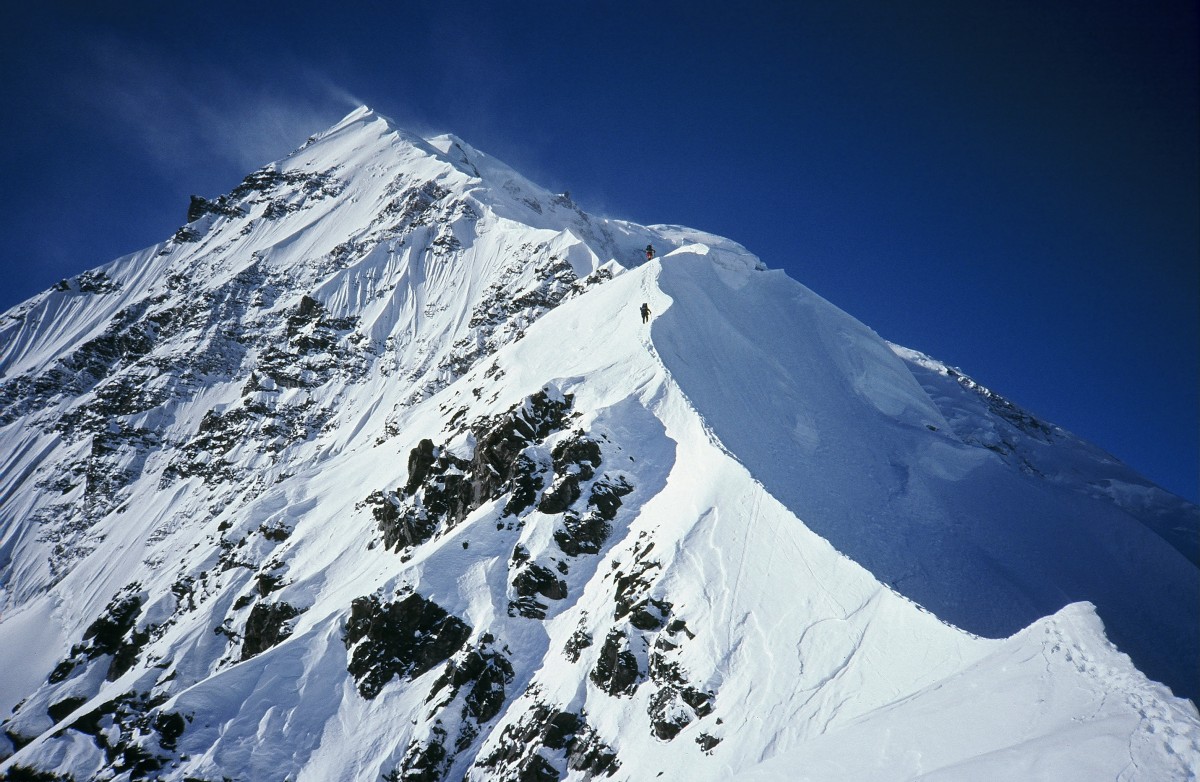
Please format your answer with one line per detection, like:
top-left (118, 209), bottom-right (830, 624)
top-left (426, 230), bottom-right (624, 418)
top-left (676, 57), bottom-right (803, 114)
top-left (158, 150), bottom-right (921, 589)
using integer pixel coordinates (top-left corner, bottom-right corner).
top-left (1, 1), bottom-right (1196, 502)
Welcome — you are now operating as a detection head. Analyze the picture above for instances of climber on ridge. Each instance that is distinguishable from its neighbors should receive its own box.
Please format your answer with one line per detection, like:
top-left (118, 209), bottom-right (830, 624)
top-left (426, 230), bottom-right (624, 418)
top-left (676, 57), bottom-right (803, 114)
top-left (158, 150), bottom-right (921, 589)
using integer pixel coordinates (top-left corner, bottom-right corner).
top-left (640, 302), bottom-right (651, 323)
top-left (645, 244), bottom-right (655, 261)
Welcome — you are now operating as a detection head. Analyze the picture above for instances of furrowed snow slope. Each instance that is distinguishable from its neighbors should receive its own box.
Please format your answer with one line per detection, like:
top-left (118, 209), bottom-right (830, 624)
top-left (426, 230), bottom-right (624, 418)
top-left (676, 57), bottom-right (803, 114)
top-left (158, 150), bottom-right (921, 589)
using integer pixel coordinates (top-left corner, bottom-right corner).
top-left (0, 107), bottom-right (1196, 781)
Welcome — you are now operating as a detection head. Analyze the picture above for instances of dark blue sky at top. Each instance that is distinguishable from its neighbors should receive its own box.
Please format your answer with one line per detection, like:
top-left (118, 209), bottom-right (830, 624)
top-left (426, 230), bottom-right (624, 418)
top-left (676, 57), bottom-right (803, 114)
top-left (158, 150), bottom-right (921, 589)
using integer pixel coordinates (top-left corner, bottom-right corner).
top-left (1, 1), bottom-right (1196, 502)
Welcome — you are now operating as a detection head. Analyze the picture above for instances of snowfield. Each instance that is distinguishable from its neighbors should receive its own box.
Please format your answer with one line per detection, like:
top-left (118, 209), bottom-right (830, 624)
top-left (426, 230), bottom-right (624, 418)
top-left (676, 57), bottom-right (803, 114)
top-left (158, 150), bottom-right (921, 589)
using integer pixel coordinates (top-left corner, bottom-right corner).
top-left (0, 107), bottom-right (1196, 781)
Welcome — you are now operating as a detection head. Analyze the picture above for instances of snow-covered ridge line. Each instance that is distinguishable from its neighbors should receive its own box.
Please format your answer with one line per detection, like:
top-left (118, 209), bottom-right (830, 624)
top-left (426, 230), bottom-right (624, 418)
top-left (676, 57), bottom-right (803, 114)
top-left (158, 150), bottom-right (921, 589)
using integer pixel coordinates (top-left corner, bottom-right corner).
top-left (889, 341), bottom-right (1199, 566)
top-left (0, 106), bottom-right (1196, 781)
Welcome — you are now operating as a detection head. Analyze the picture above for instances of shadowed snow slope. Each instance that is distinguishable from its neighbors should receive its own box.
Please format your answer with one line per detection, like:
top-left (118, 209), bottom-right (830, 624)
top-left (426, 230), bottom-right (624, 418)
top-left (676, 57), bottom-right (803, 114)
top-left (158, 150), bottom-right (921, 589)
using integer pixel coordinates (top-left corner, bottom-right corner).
top-left (0, 107), bottom-right (1196, 781)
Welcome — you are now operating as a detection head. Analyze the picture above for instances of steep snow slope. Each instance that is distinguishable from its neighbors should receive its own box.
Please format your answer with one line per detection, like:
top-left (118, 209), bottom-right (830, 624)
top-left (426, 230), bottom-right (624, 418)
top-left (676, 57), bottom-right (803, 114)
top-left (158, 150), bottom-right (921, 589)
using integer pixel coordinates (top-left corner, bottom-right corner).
top-left (0, 107), bottom-right (1196, 781)
top-left (651, 247), bottom-right (1199, 700)
top-left (736, 603), bottom-right (1199, 781)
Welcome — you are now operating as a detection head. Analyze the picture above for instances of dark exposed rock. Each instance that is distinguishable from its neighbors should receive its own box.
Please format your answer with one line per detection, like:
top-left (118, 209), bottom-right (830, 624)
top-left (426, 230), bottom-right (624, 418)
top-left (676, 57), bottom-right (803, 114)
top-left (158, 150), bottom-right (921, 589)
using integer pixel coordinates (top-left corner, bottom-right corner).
top-left (259, 521), bottom-right (291, 542)
top-left (173, 225), bottom-right (201, 243)
top-left (255, 558), bottom-right (288, 596)
top-left (284, 295), bottom-right (357, 352)
top-left (240, 601), bottom-right (300, 660)
top-left (537, 436), bottom-right (601, 514)
top-left (405, 438), bottom-right (438, 494)
top-left (537, 482), bottom-right (576, 515)
top-left (377, 180), bottom-right (450, 227)
top-left (193, 165), bottom-right (345, 220)
top-left (648, 688), bottom-right (694, 740)
top-left (554, 437), bottom-right (602, 475)
top-left (381, 637), bottom-right (516, 780)
top-left (154, 711), bottom-right (187, 751)
top-left (163, 394), bottom-right (332, 483)
top-left (262, 200), bottom-right (297, 220)
top-left (371, 442), bottom-right (474, 552)
top-left (566, 727), bottom-right (621, 777)
top-left (587, 474), bottom-right (634, 521)
top-left (188, 194), bottom-right (245, 222)
top-left (216, 534), bottom-right (252, 572)
top-left (542, 710), bottom-right (582, 750)
top-left (427, 636), bottom-right (515, 725)
top-left (628, 597), bottom-right (672, 632)
top-left (0, 298), bottom-right (159, 429)
top-left (665, 619), bottom-right (694, 638)
top-left (186, 195), bottom-right (210, 222)
top-left (0, 764), bottom-right (78, 781)
top-left (510, 544), bottom-right (531, 566)
top-left (81, 591), bottom-right (142, 656)
top-left (474, 698), bottom-right (619, 780)
top-left (564, 627), bottom-right (593, 663)
top-left (430, 637), bottom-right (516, 762)
top-left (408, 455), bottom-right (474, 527)
top-left (62, 691), bottom-right (184, 778)
top-left (947, 368), bottom-right (1052, 439)
top-left (213, 620), bottom-right (239, 643)
top-left (612, 554), bottom-right (666, 628)
top-left (344, 593), bottom-right (471, 699)
top-left (256, 570), bottom-right (284, 596)
top-left (49, 585), bottom-right (154, 684)
top-left (74, 270), bottom-right (121, 295)
top-left (514, 754), bottom-right (559, 781)
top-left (430, 229), bottom-right (462, 254)
top-left (186, 195), bottom-right (207, 222)
top-left (54, 373), bottom-right (169, 441)
top-left (554, 513), bottom-right (610, 559)
top-left (47, 696), bottom-right (88, 723)
top-left (646, 621), bottom-right (716, 741)
top-left (370, 388), bottom-right (573, 554)
top-left (551, 459), bottom-right (631, 558)
top-left (107, 625), bottom-right (152, 681)
top-left (696, 732), bottom-right (722, 752)
top-left (394, 735), bottom-right (449, 782)
top-left (47, 659), bottom-right (77, 686)
top-left (470, 389), bottom-right (572, 503)
top-left (501, 454), bottom-right (542, 517)
top-left (69, 423), bottom-right (159, 518)
top-left (589, 629), bottom-right (642, 696)
top-left (513, 563), bottom-right (568, 601)
top-left (508, 563), bottom-right (568, 619)
top-left (367, 489), bottom-right (432, 552)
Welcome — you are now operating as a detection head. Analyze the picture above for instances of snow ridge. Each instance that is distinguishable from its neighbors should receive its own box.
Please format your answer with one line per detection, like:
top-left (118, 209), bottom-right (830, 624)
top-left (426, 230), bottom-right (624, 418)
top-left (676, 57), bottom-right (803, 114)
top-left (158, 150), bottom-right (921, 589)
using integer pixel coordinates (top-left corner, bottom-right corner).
top-left (0, 107), bottom-right (1196, 781)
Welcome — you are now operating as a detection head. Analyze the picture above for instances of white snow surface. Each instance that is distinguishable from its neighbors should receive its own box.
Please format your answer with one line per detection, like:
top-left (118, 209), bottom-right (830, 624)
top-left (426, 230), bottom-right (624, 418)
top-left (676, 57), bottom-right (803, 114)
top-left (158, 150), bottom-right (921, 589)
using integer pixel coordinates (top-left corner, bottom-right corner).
top-left (0, 106), bottom-right (1195, 781)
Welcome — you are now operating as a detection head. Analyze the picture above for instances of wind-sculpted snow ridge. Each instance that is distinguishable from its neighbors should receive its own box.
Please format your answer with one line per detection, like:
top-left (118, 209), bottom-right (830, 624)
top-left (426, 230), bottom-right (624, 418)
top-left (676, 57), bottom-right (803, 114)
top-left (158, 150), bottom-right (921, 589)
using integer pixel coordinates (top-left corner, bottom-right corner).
top-left (650, 250), bottom-right (1199, 703)
top-left (0, 107), bottom-right (1197, 781)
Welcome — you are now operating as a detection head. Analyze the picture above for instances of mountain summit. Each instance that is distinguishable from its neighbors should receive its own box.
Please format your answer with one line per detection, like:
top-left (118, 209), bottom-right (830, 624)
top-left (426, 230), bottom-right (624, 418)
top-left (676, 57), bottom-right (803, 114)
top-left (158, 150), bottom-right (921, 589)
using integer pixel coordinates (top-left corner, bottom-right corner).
top-left (1, 107), bottom-right (1197, 781)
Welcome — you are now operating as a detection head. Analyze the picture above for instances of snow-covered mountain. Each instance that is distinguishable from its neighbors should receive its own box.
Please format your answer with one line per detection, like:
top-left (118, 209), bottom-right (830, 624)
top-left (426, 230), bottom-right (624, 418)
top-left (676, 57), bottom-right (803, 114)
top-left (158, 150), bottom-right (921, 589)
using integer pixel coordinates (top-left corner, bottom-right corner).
top-left (0, 106), bottom-right (1196, 781)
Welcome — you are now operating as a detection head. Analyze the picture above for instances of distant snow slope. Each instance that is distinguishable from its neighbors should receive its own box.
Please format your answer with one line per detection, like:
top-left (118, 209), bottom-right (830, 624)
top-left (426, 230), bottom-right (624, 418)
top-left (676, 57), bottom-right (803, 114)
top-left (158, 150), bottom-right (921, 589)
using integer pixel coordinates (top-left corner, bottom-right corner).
top-left (0, 107), bottom-right (1196, 781)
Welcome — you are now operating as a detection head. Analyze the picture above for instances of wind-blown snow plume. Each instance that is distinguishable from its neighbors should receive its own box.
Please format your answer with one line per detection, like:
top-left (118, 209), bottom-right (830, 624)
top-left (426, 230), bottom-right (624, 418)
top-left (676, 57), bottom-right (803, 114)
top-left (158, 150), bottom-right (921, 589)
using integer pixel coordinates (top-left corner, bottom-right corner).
top-left (0, 107), bottom-right (1196, 781)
